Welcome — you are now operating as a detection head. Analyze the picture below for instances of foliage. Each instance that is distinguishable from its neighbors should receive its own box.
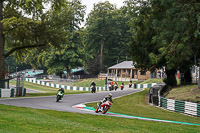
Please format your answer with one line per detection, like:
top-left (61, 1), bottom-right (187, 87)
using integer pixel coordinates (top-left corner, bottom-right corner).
top-left (85, 2), bottom-right (131, 74)
top-left (126, 0), bottom-right (200, 86)
top-left (24, 0), bottom-right (87, 77)
top-left (5, 55), bottom-right (32, 73)
top-left (0, 0), bottom-right (68, 79)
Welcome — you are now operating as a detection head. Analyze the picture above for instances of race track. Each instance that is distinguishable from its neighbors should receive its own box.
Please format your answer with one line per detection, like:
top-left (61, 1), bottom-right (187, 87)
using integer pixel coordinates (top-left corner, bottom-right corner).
top-left (1, 88), bottom-right (200, 126)
top-left (0, 88), bottom-right (143, 115)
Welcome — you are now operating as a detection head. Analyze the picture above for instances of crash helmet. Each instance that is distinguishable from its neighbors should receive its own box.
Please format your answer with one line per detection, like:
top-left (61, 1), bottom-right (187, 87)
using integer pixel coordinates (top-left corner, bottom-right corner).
top-left (108, 93), bottom-right (112, 98)
top-left (60, 88), bottom-right (64, 92)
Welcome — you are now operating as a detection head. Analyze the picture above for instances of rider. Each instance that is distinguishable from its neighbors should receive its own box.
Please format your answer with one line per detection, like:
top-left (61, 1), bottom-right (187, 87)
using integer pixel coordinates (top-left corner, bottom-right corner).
top-left (90, 81), bottom-right (96, 87)
top-left (103, 93), bottom-right (113, 103)
top-left (120, 82), bottom-right (124, 90)
top-left (58, 88), bottom-right (64, 93)
top-left (99, 93), bottom-right (113, 108)
top-left (114, 81), bottom-right (118, 86)
top-left (129, 80), bottom-right (132, 88)
top-left (57, 88), bottom-right (64, 97)
top-left (90, 81), bottom-right (96, 92)
top-left (114, 81), bottom-right (118, 91)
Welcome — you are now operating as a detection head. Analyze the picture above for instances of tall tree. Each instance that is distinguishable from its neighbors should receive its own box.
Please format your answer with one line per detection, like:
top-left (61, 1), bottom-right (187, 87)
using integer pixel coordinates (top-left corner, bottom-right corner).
top-left (0, 0), bottom-right (66, 80)
top-left (85, 2), bottom-right (131, 74)
top-left (86, 1), bottom-right (116, 72)
top-left (26, 0), bottom-right (86, 78)
top-left (127, 0), bottom-right (200, 86)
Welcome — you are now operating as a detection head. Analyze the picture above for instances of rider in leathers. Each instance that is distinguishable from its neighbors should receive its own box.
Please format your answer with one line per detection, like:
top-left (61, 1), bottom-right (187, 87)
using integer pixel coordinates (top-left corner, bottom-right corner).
top-left (99, 93), bottom-right (113, 109)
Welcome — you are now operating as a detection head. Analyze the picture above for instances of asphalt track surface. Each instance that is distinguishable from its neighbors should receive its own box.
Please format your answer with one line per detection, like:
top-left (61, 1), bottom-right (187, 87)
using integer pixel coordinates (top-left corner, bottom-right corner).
top-left (0, 88), bottom-right (143, 115)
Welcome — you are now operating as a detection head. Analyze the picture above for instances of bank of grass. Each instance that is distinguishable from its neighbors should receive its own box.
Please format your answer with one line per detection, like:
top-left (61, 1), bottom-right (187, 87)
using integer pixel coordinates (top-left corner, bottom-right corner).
top-left (87, 89), bottom-right (200, 125)
top-left (9, 80), bottom-right (88, 97)
top-left (139, 78), bottom-right (163, 84)
top-left (74, 78), bottom-right (131, 87)
top-left (166, 84), bottom-right (200, 103)
top-left (0, 92), bottom-right (200, 132)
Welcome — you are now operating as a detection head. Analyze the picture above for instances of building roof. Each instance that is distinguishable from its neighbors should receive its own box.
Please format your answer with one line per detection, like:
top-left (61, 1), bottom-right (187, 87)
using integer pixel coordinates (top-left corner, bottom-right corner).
top-left (108, 61), bottom-right (135, 69)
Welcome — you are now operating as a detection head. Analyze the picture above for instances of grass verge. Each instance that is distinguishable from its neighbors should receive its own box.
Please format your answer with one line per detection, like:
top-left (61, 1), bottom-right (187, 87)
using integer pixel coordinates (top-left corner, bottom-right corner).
top-left (139, 79), bottom-right (163, 84)
top-left (166, 84), bottom-right (200, 103)
top-left (0, 99), bottom-right (200, 132)
top-left (86, 89), bottom-right (200, 124)
top-left (74, 78), bottom-right (132, 87)
top-left (9, 80), bottom-right (89, 97)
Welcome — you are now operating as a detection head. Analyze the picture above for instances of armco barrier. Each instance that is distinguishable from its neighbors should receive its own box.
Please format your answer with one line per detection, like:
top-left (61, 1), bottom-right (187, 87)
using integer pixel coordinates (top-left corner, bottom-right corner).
top-left (160, 97), bottom-right (200, 117)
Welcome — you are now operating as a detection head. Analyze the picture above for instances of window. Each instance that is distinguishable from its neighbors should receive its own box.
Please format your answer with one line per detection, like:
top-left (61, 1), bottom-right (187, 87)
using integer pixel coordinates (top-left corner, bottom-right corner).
top-left (140, 70), bottom-right (146, 75)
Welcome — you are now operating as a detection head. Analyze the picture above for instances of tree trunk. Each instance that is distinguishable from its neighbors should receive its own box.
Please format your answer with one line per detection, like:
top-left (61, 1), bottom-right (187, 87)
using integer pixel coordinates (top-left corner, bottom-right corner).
top-left (164, 69), bottom-right (177, 86)
top-left (0, 0), bottom-right (5, 80)
top-left (100, 39), bottom-right (104, 71)
top-left (66, 67), bottom-right (71, 79)
top-left (180, 67), bottom-right (192, 85)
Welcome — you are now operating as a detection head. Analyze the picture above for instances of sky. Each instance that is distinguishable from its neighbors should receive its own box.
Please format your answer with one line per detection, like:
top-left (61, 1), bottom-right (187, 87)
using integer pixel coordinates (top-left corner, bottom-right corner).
top-left (81, 0), bottom-right (125, 17)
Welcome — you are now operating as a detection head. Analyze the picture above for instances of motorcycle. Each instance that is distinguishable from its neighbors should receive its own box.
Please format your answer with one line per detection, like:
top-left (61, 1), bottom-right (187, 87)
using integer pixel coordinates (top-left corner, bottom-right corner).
top-left (108, 84), bottom-right (112, 91)
top-left (120, 84), bottom-right (124, 90)
top-left (56, 91), bottom-right (64, 102)
top-left (95, 100), bottom-right (112, 114)
top-left (91, 85), bottom-right (96, 93)
top-left (129, 82), bottom-right (132, 88)
top-left (114, 84), bottom-right (118, 91)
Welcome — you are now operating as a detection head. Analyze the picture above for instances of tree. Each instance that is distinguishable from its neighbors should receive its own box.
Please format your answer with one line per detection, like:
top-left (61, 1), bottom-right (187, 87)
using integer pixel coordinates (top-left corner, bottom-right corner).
top-left (85, 2), bottom-right (131, 74)
top-left (127, 0), bottom-right (200, 86)
top-left (85, 1), bottom-right (116, 72)
top-left (26, 0), bottom-right (86, 78)
top-left (0, 0), bottom-right (66, 80)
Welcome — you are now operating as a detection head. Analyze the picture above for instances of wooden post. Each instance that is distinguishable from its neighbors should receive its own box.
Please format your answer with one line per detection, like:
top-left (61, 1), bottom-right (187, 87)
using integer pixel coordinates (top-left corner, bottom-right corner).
top-left (121, 69), bottom-right (122, 81)
top-left (130, 69), bottom-right (132, 79)
top-left (116, 69), bottom-right (118, 81)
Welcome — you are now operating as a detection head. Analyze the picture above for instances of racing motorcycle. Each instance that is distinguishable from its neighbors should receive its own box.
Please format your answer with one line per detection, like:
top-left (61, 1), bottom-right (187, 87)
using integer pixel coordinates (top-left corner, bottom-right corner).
top-left (56, 91), bottom-right (64, 102)
top-left (120, 84), bottom-right (124, 90)
top-left (91, 85), bottom-right (96, 93)
top-left (95, 100), bottom-right (112, 114)
top-left (114, 84), bottom-right (118, 91)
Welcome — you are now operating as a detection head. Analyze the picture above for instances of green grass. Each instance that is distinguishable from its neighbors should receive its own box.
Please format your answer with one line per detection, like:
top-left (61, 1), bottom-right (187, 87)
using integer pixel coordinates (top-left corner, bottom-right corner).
top-left (0, 91), bottom-right (200, 132)
top-left (9, 80), bottom-right (89, 97)
top-left (166, 84), bottom-right (200, 103)
top-left (74, 78), bottom-right (131, 87)
top-left (87, 89), bottom-right (200, 124)
top-left (139, 79), bottom-right (163, 84)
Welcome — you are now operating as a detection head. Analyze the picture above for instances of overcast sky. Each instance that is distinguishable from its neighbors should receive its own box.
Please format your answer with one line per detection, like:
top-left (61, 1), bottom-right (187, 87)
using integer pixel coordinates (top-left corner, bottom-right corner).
top-left (81, 0), bottom-right (125, 17)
